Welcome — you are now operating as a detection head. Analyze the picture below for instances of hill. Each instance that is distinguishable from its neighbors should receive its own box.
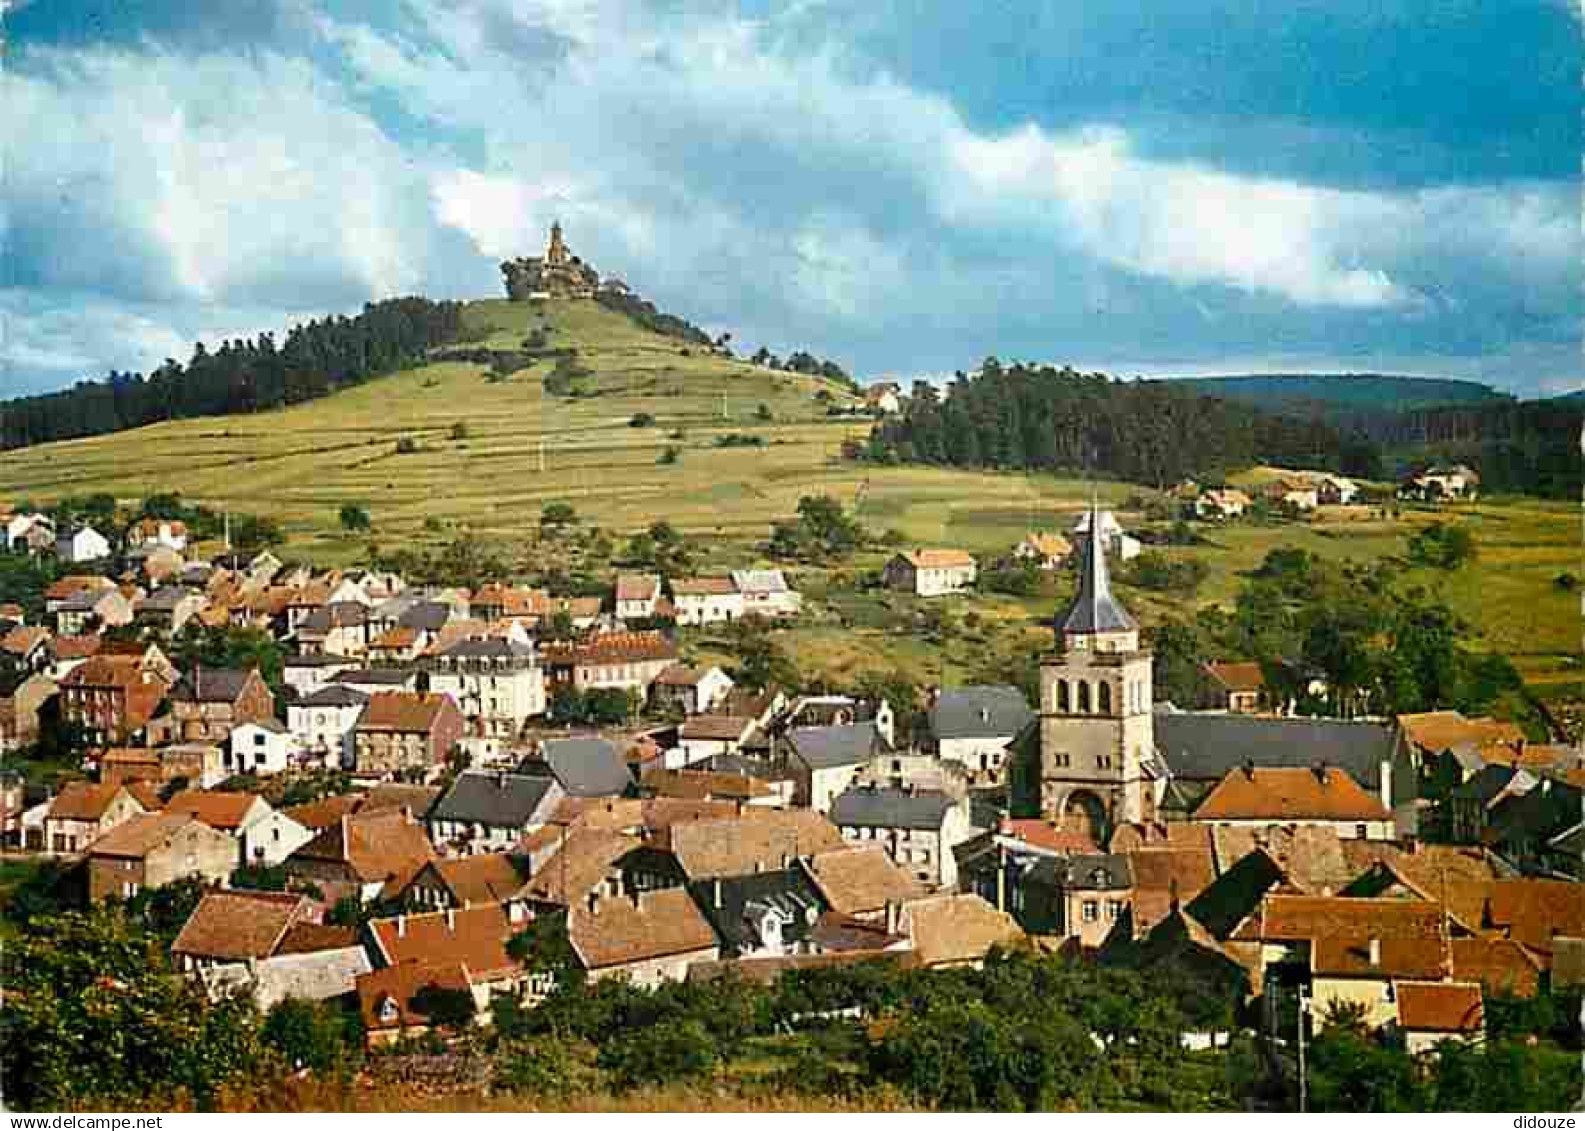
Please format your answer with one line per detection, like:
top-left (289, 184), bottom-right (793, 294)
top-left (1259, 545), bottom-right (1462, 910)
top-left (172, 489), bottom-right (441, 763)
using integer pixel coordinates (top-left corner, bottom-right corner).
top-left (1154, 373), bottom-right (1513, 414)
top-left (0, 298), bottom-right (890, 560)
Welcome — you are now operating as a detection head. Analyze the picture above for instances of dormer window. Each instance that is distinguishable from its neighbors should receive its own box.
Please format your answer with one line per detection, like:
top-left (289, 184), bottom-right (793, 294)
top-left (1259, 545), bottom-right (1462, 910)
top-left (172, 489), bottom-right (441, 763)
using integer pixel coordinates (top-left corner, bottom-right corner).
top-left (378, 996), bottom-right (399, 1023)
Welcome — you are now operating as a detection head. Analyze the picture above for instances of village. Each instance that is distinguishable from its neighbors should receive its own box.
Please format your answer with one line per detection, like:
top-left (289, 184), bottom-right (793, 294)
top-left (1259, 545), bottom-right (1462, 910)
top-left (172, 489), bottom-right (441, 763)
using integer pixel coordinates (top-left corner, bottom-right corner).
top-left (0, 444), bottom-right (1578, 1106)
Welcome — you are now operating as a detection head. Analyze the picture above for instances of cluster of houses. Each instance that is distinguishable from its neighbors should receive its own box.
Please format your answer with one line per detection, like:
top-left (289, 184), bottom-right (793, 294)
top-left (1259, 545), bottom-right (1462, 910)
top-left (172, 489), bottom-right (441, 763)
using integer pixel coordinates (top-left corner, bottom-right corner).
top-left (0, 498), bottom-right (1575, 1057)
top-left (1176, 473), bottom-right (1359, 520)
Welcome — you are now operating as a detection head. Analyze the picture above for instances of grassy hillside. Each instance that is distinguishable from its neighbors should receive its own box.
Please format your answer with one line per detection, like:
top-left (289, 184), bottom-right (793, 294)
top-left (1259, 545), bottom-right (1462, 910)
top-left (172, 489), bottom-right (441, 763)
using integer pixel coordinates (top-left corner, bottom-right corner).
top-left (0, 299), bottom-right (873, 558)
top-left (1, 301), bottom-right (1576, 710)
top-left (1155, 373), bottom-right (1512, 413)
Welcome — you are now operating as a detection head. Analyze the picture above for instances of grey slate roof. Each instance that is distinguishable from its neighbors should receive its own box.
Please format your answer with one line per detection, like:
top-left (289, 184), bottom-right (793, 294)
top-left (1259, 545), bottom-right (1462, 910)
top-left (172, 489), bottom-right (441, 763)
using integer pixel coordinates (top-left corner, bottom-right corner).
top-left (437, 637), bottom-right (535, 661)
top-left (829, 785), bottom-right (954, 830)
top-left (398, 601), bottom-right (452, 632)
top-left (522, 737), bottom-right (633, 798)
top-left (1154, 710), bottom-right (1400, 795)
top-left (299, 685), bottom-right (370, 708)
top-left (1057, 502), bottom-right (1136, 635)
top-left (429, 771), bottom-right (558, 829)
top-left (787, 722), bottom-right (883, 770)
top-left (333, 668), bottom-right (416, 687)
top-left (929, 685), bottom-right (1034, 741)
top-left (686, 868), bottom-right (826, 956)
top-left (1029, 853), bottom-right (1133, 891)
top-left (170, 667), bottom-right (255, 703)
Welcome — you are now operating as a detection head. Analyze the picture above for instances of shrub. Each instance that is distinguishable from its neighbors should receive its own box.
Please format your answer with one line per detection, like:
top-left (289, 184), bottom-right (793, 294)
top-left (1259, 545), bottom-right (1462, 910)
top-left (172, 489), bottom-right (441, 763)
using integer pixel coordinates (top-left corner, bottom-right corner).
top-left (394, 437), bottom-right (420, 455)
top-left (658, 446), bottom-right (681, 465)
top-left (450, 421), bottom-right (470, 441)
top-left (629, 412), bottom-right (656, 428)
top-left (338, 503), bottom-right (371, 533)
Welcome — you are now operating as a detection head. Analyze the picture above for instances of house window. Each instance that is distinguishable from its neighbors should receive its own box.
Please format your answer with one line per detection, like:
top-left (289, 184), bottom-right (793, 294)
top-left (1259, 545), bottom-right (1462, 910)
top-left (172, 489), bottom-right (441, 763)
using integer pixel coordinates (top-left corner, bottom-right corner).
top-left (1077, 683), bottom-right (1091, 713)
top-left (1355, 824), bottom-right (1368, 840)
top-left (1056, 681), bottom-right (1069, 712)
top-left (1106, 900), bottom-right (1123, 920)
top-left (1081, 900), bottom-right (1099, 923)
top-left (1054, 752), bottom-right (1071, 769)
top-left (1098, 683), bottom-right (1112, 714)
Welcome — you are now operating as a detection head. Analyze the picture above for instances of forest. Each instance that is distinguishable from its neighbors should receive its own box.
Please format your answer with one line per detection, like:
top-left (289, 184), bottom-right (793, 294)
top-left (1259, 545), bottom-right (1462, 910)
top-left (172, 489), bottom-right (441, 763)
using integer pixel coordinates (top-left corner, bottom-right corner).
top-left (867, 360), bottom-right (1580, 498)
top-left (0, 297), bottom-right (465, 449)
top-left (864, 360), bottom-right (1378, 487)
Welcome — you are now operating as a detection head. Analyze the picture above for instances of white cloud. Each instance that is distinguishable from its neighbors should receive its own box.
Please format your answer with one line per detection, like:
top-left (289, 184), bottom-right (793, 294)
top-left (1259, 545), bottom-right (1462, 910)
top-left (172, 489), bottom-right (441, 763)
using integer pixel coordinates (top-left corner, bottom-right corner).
top-left (2, 46), bottom-right (473, 308)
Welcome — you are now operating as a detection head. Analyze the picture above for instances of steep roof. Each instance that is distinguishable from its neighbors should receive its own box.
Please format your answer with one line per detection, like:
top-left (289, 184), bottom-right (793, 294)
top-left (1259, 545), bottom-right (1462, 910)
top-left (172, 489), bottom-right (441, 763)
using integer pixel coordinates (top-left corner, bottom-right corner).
top-left (290, 808), bottom-right (434, 887)
top-left (686, 868), bottom-right (826, 954)
top-left (417, 854), bottom-right (528, 907)
top-left (171, 890), bottom-right (309, 960)
top-left (787, 721), bottom-right (882, 769)
top-left (356, 690), bottom-right (454, 733)
top-left (900, 894), bottom-right (1023, 966)
top-left (896, 548), bottom-right (975, 569)
top-left (86, 811), bottom-right (208, 858)
top-left (169, 667), bottom-right (258, 704)
top-left (164, 790), bottom-right (266, 831)
top-left (519, 827), bottom-right (641, 905)
top-left (1057, 501), bottom-right (1135, 635)
top-left (1154, 712), bottom-right (1398, 794)
top-left (1311, 936), bottom-right (1449, 980)
top-left (1449, 937), bottom-right (1543, 997)
top-left (678, 715), bottom-right (756, 744)
top-left (569, 887), bottom-right (717, 970)
top-left (1126, 847), bottom-right (1218, 931)
top-left (730, 569), bottom-right (791, 594)
top-left (368, 904), bottom-right (519, 984)
top-left (299, 684), bottom-right (369, 709)
top-left (429, 771), bottom-right (560, 830)
top-left (615, 573), bottom-right (660, 602)
top-left (656, 809), bottom-right (844, 880)
top-left (671, 576), bottom-right (737, 596)
top-left (1249, 895), bottom-right (1447, 944)
top-left (1192, 766), bottom-right (1390, 823)
top-left (1395, 981), bottom-right (1484, 1033)
top-left (357, 961), bottom-right (472, 1032)
top-left (1203, 661), bottom-right (1265, 693)
top-left (801, 844), bottom-right (926, 916)
top-left (47, 781), bottom-right (139, 823)
top-left (1183, 848), bottom-right (1290, 940)
top-left (525, 737), bottom-right (633, 798)
top-left (830, 785), bottom-right (954, 831)
top-left (928, 685), bottom-right (1033, 740)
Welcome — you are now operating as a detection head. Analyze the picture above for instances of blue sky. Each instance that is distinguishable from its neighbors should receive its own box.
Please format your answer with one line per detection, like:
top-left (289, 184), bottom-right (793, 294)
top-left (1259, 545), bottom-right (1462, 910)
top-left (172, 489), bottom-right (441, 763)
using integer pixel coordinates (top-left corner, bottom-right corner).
top-left (3, 0), bottom-right (1580, 399)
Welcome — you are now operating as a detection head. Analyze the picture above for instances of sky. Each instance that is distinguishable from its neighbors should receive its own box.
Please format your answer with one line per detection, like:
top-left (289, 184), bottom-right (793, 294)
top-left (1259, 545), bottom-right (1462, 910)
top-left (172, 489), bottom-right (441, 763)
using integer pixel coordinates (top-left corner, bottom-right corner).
top-left (2, 0), bottom-right (1581, 400)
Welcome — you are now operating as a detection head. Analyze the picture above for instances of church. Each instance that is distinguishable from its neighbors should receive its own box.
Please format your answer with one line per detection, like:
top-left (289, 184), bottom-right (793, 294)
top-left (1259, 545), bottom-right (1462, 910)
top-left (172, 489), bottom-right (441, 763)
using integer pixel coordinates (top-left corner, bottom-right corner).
top-left (1011, 500), bottom-right (1157, 842)
top-left (500, 221), bottom-right (600, 300)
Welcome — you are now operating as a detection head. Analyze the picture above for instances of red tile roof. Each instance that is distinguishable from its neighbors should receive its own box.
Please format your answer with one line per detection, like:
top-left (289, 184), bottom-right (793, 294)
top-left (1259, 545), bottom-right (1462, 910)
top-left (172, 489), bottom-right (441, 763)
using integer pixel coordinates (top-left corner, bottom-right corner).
top-left (1395, 981), bottom-right (1484, 1033)
top-left (368, 904), bottom-right (520, 984)
top-left (172, 891), bottom-right (310, 960)
top-left (569, 888), bottom-right (717, 970)
top-left (1193, 766), bottom-right (1390, 823)
top-left (357, 960), bottom-right (473, 1032)
top-left (1204, 661), bottom-right (1265, 693)
top-left (164, 790), bottom-right (264, 832)
top-left (47, 781), bottom-right (140, 823)
top-left (356, 691), bottom-right (455, 733)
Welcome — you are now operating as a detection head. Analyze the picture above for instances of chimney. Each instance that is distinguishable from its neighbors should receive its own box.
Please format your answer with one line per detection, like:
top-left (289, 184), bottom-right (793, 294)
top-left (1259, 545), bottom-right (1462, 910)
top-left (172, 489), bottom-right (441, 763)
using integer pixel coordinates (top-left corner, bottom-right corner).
top-left (1242, 759), bottom-right (1255, 781)
top-left (396, 914), bottom-right (406, 938)
top-left (885, 900), bottom-right (901, 936)
top-left (1312, 761), bottom-right (1327, 784)
top-left (1368, 937), bottom-right (1381, 967)
top-left (445, 907), bottom-right (456, 931)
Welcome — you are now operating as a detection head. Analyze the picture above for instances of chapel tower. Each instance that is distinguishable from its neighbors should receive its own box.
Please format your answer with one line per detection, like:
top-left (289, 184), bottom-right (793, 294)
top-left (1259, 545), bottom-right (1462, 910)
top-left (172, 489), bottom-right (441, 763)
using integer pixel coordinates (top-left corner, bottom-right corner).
top-left (1035, 500), bottom-right (1153, 841)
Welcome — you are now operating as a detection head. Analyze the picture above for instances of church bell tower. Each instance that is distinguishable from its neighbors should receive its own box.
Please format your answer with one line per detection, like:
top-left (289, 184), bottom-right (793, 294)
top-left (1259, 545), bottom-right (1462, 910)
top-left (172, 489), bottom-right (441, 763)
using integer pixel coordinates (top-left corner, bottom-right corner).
top-left (1035, 501), bottom-right (1153, 840)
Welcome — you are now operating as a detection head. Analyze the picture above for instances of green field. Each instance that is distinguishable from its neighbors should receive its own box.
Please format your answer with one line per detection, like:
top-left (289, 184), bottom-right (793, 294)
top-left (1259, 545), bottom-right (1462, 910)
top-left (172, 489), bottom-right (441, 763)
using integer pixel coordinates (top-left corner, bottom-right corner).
top-left (0, 297), bottom-right (1577, 704)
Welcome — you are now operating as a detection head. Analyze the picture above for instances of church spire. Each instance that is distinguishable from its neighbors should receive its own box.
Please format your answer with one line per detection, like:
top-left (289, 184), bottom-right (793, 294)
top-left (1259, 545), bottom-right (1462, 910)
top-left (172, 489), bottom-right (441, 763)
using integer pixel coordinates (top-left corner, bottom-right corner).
top-left (1058, 497), bottom-right (1136, 636)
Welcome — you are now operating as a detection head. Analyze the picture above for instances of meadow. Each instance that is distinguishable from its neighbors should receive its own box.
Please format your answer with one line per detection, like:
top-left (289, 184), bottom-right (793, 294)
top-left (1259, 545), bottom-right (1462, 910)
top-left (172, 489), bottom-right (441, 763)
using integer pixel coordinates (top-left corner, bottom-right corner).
top-left (0, 297), bottom-right (1576, 703)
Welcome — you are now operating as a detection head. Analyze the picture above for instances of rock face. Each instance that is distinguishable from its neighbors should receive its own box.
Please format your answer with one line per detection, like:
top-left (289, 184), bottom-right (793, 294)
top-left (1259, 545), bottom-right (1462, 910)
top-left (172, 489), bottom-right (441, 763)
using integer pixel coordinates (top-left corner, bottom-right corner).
top-left (500, 221), bottom-right (599, 299)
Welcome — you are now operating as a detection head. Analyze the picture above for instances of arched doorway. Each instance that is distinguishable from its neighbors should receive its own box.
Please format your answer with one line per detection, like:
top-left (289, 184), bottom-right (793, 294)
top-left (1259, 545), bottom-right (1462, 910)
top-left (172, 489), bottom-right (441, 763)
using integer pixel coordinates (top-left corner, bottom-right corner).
top-left (1061, 789), bottom-right (1110, 847)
